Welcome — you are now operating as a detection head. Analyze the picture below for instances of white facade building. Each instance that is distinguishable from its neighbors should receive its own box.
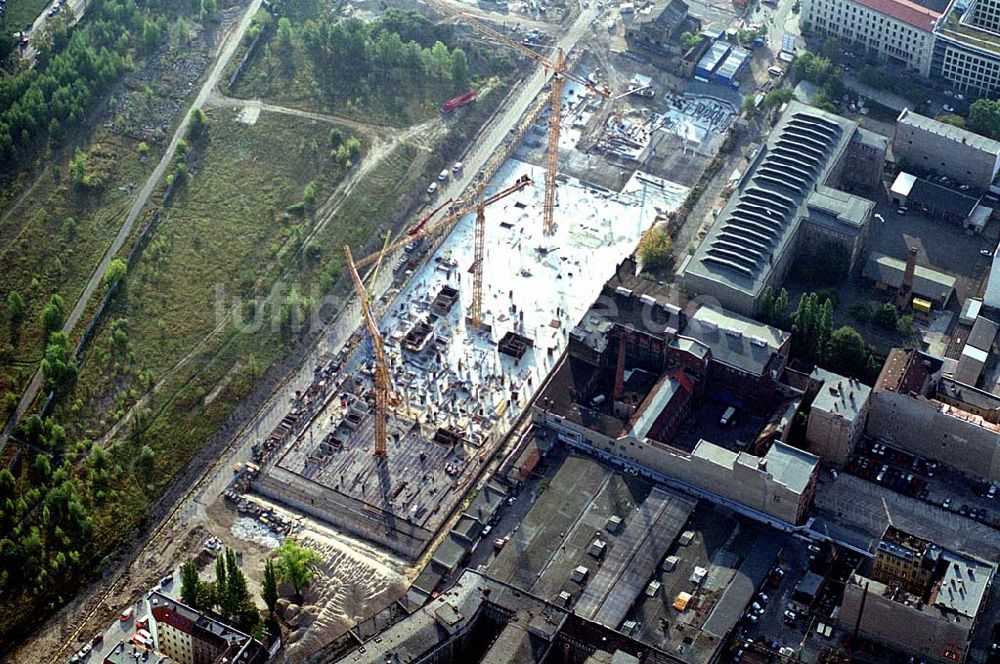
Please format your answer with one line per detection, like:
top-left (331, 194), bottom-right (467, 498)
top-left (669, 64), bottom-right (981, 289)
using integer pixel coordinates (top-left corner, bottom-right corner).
top-left (801, 0), bottom-right (939, 75)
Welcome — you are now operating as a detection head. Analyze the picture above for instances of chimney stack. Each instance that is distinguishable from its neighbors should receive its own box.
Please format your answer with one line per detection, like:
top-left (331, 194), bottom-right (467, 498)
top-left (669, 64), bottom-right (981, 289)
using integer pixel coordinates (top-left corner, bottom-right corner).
top-left (896, 247), bottom-right (918, 310)
top-left (614, 333), bottom-right (627, 402)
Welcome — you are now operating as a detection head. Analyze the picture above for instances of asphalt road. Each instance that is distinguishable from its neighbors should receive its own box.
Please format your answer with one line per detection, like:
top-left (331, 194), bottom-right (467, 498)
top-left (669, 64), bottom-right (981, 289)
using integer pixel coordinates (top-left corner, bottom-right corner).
top-left (19, 0), bottom-right (90, 64)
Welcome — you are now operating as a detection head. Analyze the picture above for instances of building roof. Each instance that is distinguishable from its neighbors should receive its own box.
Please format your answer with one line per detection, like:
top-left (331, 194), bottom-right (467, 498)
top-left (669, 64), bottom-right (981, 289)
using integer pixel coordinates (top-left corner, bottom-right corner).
top-left (715, 47), bottom-right (750, 79)
top-left (432, 534), bottom-right (471, 572)
top-left (631, 0), bottom-right (689, 29)
top-left (805, 186), bottom-right (873, 233)
top-left (464, 479), bottom-right (508, 525)
top-left (148, 590), bottom-right (267, 663)
top-left (574, 488), bottom-right (696, 628)
top-left (628, 374), bottom-right (684, 440)
top-left (851, 0), bottom-right (938, 33)
top-left (682, 102), bottom-right (858, 303)
top-left (955, 346), bottom-right (987, 386)
top-left (810, 367), bottom-right (872, 423)
top-left (986, 252), bottom-right (1000, 309)
top-left (897, 108), bottom-right (1000, 155)
top-left (968, 316), bottom-right (998, 351)
top-left (683, 305), bottom-right (790, 377)
top-left (908, 178), bottom-right (978, 218)
top-left (891, 171), bottom-right (917, 197)
top-left (864, 253), bottom-right (956, 305)
top-left (764, 442), bottom-right (818, 494)
top-left (936, 377), bottom-right (1000, 414)
top-left (933, 551), bottom-right (994, 618)
top-left (702, 533), bottom-right (783, 636)
top-left (696, 40), bottom-right (731, 73)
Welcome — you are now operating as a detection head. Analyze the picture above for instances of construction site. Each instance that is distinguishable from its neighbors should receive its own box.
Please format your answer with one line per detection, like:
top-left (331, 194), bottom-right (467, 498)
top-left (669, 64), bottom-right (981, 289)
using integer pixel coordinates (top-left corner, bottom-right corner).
top-left (250, 153), bottom-right (689, 559)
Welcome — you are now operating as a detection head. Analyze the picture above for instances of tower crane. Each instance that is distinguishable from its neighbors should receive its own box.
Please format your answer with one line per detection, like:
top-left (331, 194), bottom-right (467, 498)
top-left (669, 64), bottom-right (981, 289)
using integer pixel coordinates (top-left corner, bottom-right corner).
top-left (352, 174), bottom-right (532, 327)
top-left (345, 243), bottom-right (399, 458)
top-left (426, 1), bottom-right (610, 236)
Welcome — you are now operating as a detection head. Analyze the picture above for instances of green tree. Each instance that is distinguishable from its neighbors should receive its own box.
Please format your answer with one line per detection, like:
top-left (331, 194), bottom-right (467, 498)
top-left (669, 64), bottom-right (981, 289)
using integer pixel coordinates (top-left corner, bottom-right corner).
top-left (7, 291), bottom-right (25, 336)
top-left (103, 259), bottom-right (127, 291)
top-left (847, 302), bottom-right (872, 322)
top-left (772, 288), bottom-right (790, 329)
top-left (763, 87), bottom-right (794, 110)
top-left (680, 31), bottom-right (701, 50)
top-left (215, 553), bottom-right (227, 603)
top-left (188, 108), bottom-right (207, 140)
top-left (180, 560), bottom-right (200, 607)
top-left (40, 294), bottom-right (66, 341)
top-left (201, 0), bottom-right (217, 20)
top-left (262, 559), bottom-right (278, 613)
top-left (827, 326), bottom-right (869, 376)
top-left (303, 181), bottom-right (317, 209)
top-left (142, 20), bottom-right (163, 52)
top-left (873, 303), bottom-right (899, 331)
top-left (275, 539), bottom-right (321, 599)
top-left (451, 48), bottom-right (470, 91)
top-left (70, 148), bottom-right (91, 190)
top-left (41, 332), bottom-right (78, 392)
top-left (137, 445), bottom-right (155, 479)
top-left (969, 99), bottom-right (1000, 139)
top-left (638, 225), bottom-right (673, 271)
top-left (328, 127), bottom-right (343, 149)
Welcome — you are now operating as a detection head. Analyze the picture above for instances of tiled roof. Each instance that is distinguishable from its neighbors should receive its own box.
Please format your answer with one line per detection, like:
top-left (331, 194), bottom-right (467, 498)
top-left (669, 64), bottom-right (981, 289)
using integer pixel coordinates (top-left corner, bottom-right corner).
top-left (855, 0), bottom-right (941, 30)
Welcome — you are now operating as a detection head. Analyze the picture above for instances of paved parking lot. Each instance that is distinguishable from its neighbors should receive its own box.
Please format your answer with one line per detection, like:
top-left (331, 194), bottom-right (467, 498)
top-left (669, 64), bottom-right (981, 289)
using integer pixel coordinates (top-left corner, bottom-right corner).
top-left (812, 474), bottom-right (999, 563)
top-left (848, 439), bottom-right (999, 527)
top-left (868, 199), bottom-right (998, 306)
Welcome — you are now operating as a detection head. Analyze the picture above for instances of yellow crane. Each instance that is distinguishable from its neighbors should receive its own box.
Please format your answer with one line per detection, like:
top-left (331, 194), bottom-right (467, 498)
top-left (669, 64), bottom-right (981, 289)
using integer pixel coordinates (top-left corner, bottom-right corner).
top-left (344, 243), bottom-right (398, 458)
top-left (352, 174), bottom-right (532, 326)
top-left (426, 1), bottom-right (610, 236)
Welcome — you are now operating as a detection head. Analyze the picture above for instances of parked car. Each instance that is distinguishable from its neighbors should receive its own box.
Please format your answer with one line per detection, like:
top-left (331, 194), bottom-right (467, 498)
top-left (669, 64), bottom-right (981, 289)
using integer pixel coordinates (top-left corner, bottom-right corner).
top-left (120, 607), bottom-right (134, 622)
top-left (426, 182), bottom-right (438, 195)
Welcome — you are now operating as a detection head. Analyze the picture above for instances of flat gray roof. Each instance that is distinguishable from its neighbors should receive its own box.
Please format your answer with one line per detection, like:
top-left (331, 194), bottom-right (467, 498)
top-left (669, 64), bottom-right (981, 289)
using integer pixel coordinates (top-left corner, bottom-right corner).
top-left (683, 305), bottom-right (789, 377)
top-left (897, 108), bottom-right (1000, 156)
top-left (864, 253), bottom-right (956, 306)
top-left (702, 533), bottom-right (783, 636)
top-left (934, 550), bottom-right (995, 618)
top-left (805, 186), bottom-right (872, 233)
top-left (764, 442), bottom-right (818, 494)
top-left (682, 101), bottom-right (857, 302)
top-left (574, 488), bottom-right (696, 628)
top-left (810, 367), bottom-right (871, 423)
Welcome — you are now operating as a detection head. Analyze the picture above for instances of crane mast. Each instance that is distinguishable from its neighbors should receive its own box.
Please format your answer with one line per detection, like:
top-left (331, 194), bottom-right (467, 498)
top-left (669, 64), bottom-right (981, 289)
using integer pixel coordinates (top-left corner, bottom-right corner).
top-left (425, 1), bottom-right (609, 237)
top-left (351, 175), bottom-right (532, 270)
top-left (344, 244), bottom-right (395, 458)
top-left (544, 49), bottom-right (566, 236)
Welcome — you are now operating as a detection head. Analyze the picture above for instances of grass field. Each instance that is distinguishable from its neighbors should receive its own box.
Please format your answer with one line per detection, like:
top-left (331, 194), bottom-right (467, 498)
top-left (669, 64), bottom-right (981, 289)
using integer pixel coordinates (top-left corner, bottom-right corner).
top-left (0, 131), bottom-right (164, 402)
top-left (230, 43), bottom-right (450, 126)
top-left (58, 113), bottom-right (432, 558)
top-left (67, 109), bottom-right (354, 431)
top-left (2, 0), bottom-right (49, 32)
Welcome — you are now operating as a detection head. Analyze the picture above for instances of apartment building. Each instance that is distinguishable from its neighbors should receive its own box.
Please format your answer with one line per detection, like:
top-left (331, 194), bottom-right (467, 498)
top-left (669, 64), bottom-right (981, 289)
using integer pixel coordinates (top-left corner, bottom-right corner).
top-left (867, 348), bottom-right (1000, 482)
top-left (801, 0), bottom-right (939, 75)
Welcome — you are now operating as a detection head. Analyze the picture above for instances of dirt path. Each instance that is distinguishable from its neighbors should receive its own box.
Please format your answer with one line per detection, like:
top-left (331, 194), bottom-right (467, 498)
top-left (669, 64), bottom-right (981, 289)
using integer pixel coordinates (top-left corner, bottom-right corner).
top-left (89, 105), bottom-right (432, 452)
top-left (2, 0), bottom-right (266, 446)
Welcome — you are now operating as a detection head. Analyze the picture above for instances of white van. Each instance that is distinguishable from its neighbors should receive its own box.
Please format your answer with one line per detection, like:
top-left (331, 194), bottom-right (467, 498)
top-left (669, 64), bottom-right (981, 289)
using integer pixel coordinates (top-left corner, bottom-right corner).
top-left (768, 66), bottom-right (784, 78)
top-left (720, 406), bottom-right (736, 426)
